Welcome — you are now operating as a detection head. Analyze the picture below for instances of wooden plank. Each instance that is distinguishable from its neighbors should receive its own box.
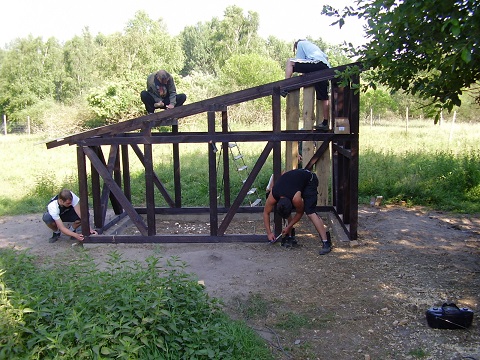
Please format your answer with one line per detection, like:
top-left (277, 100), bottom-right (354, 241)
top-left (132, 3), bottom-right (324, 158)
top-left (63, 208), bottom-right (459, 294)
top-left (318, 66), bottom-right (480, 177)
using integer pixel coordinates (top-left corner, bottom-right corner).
top-left (285, 89), bottom-right (300, 171)
top-left (208, 111), bottom-right (218, 236)
top-left (272, 87), bottom-right (283, 238)
top-left (45, 63), bottom-right (361, 149)
top-left (302, 87), bottom-right (316, 170)
top-left (76, 146), bottom-right (91, 237)
top-left (172, 124), bottom-right (181, 207)
top-left (90, 147), bottom-right (102, 228)
top-left (85, 234), bottom-right (266, 244)
top-left (144, 143), bottom-right (156, 236)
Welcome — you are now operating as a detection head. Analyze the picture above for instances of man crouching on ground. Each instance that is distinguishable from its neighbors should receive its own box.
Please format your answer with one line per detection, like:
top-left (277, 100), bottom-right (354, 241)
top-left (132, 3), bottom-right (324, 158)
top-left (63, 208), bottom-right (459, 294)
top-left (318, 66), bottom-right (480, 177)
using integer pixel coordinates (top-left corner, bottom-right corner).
top-left (263, 169), bottom-right (332, 255)
top-left (42, 189), bottom-right (97, 244)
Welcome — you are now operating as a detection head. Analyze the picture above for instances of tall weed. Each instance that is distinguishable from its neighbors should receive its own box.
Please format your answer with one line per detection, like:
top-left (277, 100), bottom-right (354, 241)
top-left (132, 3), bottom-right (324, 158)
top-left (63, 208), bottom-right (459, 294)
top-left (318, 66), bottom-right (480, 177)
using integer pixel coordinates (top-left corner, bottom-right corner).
top-left (0, 248), bottom-right (273, 359)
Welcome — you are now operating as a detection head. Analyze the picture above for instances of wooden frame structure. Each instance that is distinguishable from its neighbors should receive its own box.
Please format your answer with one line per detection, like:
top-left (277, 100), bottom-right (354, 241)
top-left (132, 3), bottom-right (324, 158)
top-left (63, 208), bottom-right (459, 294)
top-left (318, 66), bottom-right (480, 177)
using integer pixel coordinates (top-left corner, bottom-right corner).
top-left (46, 63), bottom-right (360, 243)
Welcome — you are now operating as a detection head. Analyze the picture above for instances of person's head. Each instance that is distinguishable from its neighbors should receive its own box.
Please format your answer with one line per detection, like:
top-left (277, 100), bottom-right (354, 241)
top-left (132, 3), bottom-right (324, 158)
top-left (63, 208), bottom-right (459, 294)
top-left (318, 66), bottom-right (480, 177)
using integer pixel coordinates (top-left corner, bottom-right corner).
top-left (58, 189), bottom-right (73, 207)
top-left (155, 70), bottom-right (170, 86)
top-left (276, 197), bottom-right (293, 219)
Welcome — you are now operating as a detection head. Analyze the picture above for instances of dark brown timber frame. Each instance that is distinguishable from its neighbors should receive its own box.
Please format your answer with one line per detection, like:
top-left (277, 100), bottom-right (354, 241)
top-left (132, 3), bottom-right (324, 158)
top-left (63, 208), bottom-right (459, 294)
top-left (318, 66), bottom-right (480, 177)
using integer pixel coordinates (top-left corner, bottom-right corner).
top-left (46, 63), bottom-right (361, 244)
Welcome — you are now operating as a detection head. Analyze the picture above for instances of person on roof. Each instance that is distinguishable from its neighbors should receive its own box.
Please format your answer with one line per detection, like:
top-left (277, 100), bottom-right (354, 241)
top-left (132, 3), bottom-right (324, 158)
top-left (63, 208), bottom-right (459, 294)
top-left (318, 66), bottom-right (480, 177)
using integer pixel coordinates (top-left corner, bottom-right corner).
top-left (140, 70), bottom-right (187, 114)
top-left (285, 39), bottom-right (331, 130)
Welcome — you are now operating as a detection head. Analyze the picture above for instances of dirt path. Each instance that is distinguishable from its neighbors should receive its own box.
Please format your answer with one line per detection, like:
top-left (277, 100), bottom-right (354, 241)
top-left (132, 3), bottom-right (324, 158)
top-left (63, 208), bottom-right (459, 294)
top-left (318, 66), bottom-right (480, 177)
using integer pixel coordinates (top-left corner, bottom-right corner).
top-left (1, 205), bottom-right (479, 359)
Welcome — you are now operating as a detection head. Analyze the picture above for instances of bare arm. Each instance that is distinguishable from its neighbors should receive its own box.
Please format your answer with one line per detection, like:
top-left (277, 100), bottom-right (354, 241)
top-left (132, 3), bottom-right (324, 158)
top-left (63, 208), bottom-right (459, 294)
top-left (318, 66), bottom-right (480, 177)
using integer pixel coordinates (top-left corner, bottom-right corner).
top-left (263, 192), bottom-right (277, 242)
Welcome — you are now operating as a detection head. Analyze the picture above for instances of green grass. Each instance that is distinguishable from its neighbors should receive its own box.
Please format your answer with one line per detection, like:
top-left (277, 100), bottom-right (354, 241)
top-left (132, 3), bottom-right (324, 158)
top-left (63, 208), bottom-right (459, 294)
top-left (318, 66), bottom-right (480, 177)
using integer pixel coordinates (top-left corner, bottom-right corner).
top-left (0, 248), bottom-right (274, 359)
top-left (1, 117), bottom-right (479, 216)
top-left (359, 118), bottom-right (480, 212)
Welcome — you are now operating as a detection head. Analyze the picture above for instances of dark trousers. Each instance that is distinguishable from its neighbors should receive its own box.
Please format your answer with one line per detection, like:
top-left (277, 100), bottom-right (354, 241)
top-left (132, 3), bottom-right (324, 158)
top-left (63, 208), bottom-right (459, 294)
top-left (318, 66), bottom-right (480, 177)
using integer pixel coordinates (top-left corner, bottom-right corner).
top-left (140, 91), bottom-right (187, 113)
top-left (292, 62), bottom-right (329, 100)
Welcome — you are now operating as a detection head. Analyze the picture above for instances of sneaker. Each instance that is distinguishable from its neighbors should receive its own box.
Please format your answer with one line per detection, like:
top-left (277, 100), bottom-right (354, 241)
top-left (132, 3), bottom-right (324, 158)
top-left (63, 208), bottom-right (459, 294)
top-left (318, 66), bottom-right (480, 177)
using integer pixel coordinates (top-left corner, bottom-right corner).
top-left (281, 236), bottom-right (298, 248)
top-left (49, 232), bottom-right (61, 243)
top-left (314, 124), bottom-right (329, 131)
top-left (319, 240), bottom-right (332, 255)
top-left (281, 236), bottom-right (291, 248)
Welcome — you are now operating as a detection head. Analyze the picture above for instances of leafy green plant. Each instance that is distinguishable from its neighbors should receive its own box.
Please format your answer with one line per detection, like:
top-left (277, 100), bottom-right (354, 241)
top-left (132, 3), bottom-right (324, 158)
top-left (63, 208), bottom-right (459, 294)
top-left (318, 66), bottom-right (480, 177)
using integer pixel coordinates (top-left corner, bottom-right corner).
top-left (0, 248), bottom-right (273, 360)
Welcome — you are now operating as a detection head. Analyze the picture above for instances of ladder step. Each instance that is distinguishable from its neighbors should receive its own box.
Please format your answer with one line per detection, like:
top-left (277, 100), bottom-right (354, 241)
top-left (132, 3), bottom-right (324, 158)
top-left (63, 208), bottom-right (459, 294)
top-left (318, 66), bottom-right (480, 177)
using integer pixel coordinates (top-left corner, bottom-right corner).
top-left (237, 165), bottom-right (247, 171)
top-left (228, 142), bottom-right (237, 148)
top-left (234, 154), bottom-right (243, 160)
top-left (251, 198), bottom-right (262, 207)
top-left (247, 188), bottom-right (257, 195)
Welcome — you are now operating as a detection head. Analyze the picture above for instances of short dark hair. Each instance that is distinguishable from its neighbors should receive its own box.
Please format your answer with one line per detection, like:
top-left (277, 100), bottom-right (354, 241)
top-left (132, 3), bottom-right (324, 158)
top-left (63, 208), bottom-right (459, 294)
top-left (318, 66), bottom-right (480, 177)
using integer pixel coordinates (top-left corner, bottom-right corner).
top-left (277, 197), bottom-right (293, 219)
top-left (293, 39), bottom-right (306, 53)
top-left (58, 189), bottom-right (73, 201)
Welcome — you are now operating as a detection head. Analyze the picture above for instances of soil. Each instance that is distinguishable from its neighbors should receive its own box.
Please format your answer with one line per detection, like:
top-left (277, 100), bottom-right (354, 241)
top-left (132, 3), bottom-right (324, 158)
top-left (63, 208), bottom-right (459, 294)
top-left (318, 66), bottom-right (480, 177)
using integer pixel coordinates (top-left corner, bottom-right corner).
top-left (1, 205), bottom-right (479, 360)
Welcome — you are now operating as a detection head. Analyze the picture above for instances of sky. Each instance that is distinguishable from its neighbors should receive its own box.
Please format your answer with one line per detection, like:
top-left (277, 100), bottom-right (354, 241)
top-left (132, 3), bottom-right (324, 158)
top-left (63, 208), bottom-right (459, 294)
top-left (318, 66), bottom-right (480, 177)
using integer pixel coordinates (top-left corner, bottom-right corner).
top-left (0, 1), bottom-right (366, 49)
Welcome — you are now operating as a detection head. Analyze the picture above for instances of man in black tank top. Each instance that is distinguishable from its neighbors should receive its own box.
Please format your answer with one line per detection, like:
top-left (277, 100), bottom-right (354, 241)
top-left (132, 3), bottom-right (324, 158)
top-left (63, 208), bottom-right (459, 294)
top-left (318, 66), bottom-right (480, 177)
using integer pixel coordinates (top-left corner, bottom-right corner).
top-left (263, 169), bottom-right (332, 254)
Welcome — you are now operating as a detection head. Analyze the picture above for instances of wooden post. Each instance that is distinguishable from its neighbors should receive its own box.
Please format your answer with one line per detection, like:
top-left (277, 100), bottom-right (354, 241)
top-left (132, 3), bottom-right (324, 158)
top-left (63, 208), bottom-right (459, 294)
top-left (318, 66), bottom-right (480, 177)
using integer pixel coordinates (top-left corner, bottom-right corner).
top-left (3, 114), bottom-right (6, 135)
top-left (315, 100), bottom-right (330, 206)
top-left (285, 90), bottom-right (300, 171)
top-left (272, 87), bottom-right (283, 238)
top-left (302, 87), bottom-right (315, 167)
top-left (208, 110), bottom-right (218, 236)
top-left (144, 143), bottom-right (156, 236)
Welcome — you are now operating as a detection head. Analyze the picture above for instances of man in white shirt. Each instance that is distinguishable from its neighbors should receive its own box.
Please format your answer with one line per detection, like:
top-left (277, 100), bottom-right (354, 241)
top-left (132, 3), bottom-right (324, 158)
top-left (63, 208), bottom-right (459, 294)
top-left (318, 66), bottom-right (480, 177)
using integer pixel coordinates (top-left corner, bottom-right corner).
top-left (42, 189), bottom-right (97, 243)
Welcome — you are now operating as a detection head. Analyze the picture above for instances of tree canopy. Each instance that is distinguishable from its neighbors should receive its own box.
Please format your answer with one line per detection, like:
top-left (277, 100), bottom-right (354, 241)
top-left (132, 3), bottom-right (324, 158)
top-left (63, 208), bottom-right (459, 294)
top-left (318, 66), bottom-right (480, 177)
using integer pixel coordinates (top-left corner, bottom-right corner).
top-left (324, 0), bottom-right (480, 119)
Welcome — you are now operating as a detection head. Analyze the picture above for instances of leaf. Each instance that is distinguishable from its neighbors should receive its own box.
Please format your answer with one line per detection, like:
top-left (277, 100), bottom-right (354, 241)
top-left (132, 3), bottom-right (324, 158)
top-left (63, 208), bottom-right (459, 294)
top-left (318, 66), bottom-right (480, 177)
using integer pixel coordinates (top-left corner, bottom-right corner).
top-left (100, 346), bottom-right (113, 355)
top-left (451, 26), bottom-right (461, 37)
top-left (461, 48), bottom-right (472, 63)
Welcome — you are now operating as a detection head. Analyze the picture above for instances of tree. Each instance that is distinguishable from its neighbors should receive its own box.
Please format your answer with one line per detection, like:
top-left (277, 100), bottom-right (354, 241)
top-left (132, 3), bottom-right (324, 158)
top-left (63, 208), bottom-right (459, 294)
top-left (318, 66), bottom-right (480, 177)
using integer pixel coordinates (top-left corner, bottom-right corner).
top-left (180, 20), bottom-right (220, 76)
top-left (323, 0), bottom-right (480, 120)
top-left (0, 36), bottom-right (64, 120)
top-left (63, 29), bottom-right (99, 100)
top-left (219, 53), bottom-right (283, 89)
top-left (211, 6), bottom-right (263, 68)
top-left (264, 36), bottom-right (291, 70)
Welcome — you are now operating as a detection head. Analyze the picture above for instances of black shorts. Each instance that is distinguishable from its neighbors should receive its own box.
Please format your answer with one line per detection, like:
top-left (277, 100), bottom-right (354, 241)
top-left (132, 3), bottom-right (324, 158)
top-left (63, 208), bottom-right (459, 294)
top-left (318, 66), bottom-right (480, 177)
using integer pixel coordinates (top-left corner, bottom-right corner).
top-left (42, 207), bottom-right (80, 225)
top-left (292, 61), bottom-right (329, 101)
top-left (302, 173), bottom-right (319, 215)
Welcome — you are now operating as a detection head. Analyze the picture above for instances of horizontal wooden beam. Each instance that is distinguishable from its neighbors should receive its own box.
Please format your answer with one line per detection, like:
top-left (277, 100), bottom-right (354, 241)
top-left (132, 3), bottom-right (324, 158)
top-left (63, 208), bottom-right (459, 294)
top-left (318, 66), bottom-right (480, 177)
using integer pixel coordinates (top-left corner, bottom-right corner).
top-left (45, 63), bottom-right (361, 149)
top-left (78, 131), bottom-right (356, 146)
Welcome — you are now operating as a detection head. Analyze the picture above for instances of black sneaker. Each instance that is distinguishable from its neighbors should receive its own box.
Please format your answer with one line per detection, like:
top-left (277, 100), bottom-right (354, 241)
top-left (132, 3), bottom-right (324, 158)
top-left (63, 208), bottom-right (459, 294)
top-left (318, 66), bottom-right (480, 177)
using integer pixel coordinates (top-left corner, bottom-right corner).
top-left (281, 236), bottom-right (298, 248)
top-left (281, 237), bottom-right (292, 248)
top-left (49, 232), bottom-right (61, 243)
top-left (319, 240), bottom-right (332, 255)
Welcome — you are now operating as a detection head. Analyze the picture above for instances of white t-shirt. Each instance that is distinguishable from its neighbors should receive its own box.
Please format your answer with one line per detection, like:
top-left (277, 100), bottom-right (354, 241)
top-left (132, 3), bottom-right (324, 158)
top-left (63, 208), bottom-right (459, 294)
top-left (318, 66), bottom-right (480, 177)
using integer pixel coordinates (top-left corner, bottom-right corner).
top-left (47, 192), bottom-right (80, 221)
